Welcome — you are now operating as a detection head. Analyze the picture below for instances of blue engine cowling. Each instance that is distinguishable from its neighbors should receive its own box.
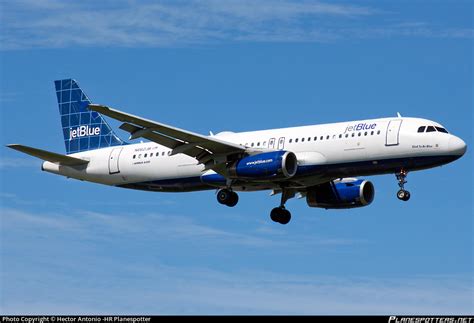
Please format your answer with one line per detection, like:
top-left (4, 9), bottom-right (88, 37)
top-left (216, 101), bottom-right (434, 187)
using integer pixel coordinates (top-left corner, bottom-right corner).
top-left (229, 151), bottom-right (298, 179)
top-left (306, 179), bottom-right (375, 209)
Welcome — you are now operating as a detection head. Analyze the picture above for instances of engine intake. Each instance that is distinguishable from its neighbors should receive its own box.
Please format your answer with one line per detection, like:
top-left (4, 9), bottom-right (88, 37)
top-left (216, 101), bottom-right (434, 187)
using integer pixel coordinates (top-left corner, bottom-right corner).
top-left (229, 151), bottom-right (297, 179)
top-left (306, 179), bottom-right (375, 209)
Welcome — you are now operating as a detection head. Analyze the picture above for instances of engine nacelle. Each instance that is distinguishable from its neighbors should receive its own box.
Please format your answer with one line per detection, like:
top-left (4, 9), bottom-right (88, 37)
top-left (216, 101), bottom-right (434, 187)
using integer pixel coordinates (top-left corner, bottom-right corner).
top-left (229, 151), bottom-right (298, 179)
top-left (306, 179), bottom-right (375, 209)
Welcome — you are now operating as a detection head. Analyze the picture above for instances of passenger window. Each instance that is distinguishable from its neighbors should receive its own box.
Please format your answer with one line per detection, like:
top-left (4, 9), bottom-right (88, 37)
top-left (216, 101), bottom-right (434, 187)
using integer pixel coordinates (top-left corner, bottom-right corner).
top-left (326, 135), bottom-right (330, 140)
top-left (251, 143), bottom-right (254, 147)
top-left (162, 152), bottom-right (165, 156)
top-left (289, 139), bottom-right (292, 143)
top-left (133, 155), bottom-right (136, 159)
top-left (426, 126), bottom-right (436, 132)
top-left (302, 138), bottom-right (305, 142)
top-left (168, 151), bottom-right (171, 155)
top-left (339, 134), bottom-right (342, 138)
top-left (358, 132), bottom-right (361, 136)
top-left (417, 126), bottom-right (426, 133)
top-left (320, 136), bottom-right (323, 140)
top-left (138, 154), bottom-right (142, 158)
top-left (295, 138), bottom-right (299, 143)
top-left (314, 136), bottom-right (317, 141)
top-left (377, 130), bottom-right (381, 135)
top-left (371, 131), bottom-right (374, 135)
top-left (308, 137), bottom-right (311, 141)
top-left (364, 132), bottom-right (367, 136)
top-left (345, 134), bottom-right (349, 138)
top-left (435, 127), bottom-right (448, 134)
top-left (263, 141), bottom-right (267, 146)
top-left (257, 142), bottom-right (260, 146)
top-left (352, 133), bottom-right (355, 137)
top-left (144, 153), bottom-right (147, 158)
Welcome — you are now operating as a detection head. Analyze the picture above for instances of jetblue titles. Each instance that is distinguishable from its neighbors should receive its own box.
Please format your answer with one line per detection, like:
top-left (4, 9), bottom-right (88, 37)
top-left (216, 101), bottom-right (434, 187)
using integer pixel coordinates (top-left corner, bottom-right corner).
top-left (344, 123), bottom-right (377, 134)
top-left (69, 125), bottom-right (100, 140)
top-left (246, 158), bottom-right (273, 166)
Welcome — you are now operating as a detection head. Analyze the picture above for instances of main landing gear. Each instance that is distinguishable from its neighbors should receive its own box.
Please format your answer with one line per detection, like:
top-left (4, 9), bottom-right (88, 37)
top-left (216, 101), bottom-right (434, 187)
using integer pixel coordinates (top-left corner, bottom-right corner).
top-left (270, 189), bottom-right (295, 225)
top-left (270, 207), bottom-right (291, 225)
top-left (396, 169), bottom-right (411, 201)
top-left (217, 188), bottom-right (239, 207)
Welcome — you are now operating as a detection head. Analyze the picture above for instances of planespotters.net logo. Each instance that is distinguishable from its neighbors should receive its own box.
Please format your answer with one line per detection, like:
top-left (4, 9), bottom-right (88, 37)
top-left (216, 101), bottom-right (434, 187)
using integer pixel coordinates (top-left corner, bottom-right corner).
top-left (69, 125), bottom-right (101, 141)
top-left (389, 317), bottom-right (473, 323)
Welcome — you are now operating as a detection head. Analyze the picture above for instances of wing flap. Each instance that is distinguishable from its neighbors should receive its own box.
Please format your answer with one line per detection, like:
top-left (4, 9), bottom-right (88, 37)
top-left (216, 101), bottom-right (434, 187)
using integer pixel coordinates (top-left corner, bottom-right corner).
top-left (7, 144), bottom-right (89, 166)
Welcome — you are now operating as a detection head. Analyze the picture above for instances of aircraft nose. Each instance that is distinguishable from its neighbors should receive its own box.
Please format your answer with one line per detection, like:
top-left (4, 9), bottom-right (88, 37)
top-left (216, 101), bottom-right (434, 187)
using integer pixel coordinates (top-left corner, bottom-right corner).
top-left (449, 136), bottom-right (467, 156)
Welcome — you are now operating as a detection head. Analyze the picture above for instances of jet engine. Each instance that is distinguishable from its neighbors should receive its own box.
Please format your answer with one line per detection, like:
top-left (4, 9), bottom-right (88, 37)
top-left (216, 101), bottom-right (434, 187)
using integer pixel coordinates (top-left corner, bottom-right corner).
top-left (306, 179), bottom-right (375, 209)
top-left (228, 151), bottom-right (297, 179)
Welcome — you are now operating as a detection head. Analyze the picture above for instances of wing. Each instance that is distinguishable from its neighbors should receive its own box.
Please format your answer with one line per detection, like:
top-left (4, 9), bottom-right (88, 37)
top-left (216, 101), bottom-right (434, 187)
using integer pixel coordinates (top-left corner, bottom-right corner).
top-left (88, 104), bottom-right (247, 170)
top-left (7, 144), bottom-right (89, 166)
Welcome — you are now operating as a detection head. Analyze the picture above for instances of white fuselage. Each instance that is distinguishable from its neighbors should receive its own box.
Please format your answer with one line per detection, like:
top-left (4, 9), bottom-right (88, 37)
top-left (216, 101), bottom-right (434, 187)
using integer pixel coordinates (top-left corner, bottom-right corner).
top-left (41, 117), bottom-right (466, 192)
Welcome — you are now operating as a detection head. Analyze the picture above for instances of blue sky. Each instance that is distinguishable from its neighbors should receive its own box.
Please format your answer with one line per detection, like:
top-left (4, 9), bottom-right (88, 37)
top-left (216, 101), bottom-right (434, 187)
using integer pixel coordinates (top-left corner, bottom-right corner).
top-left (0, 0), bottom-right (472, 314)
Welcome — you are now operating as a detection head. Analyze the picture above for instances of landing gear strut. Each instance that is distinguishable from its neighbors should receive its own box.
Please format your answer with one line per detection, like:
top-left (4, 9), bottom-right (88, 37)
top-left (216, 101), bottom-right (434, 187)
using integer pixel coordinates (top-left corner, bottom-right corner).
top-left (270, 188), bottom-right (295, 225)
top-left (217, 188), bottom-right (239, 207)
top-left (396, 169), bottom-right (411, 201)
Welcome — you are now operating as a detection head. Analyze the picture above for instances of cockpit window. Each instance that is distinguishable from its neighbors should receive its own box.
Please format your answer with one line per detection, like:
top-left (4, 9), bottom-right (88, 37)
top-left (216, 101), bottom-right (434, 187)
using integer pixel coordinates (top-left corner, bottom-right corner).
top-left (435, 127), bottom-right (448, 134)
top-left (426, 126), bottom-right (436, 132)
top-left (417, 126), bottom-right (426, 133)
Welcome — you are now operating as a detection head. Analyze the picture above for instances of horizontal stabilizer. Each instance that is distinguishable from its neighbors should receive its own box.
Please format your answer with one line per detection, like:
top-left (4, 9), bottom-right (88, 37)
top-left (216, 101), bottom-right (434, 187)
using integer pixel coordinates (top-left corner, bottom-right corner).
top-left (7, 144), bottom-right (89, 166)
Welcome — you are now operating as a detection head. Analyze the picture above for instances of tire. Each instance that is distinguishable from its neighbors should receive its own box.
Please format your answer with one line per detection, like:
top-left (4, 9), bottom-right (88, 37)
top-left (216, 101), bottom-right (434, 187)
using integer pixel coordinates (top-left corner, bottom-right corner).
top-left (270, 207), bottom-right (291, 224)
top-left (397, 190), bottom-right (406, 200)
top-left (270, 207), bottom-right (281, 223)
top-left (279, 209), bottom-right (291, 225)
top-left (226, 192), bottom-right (239, 207)
top-left (402, 191), bottom-right (411, 201)
top-left (217, 189), bottom-right (232, 205)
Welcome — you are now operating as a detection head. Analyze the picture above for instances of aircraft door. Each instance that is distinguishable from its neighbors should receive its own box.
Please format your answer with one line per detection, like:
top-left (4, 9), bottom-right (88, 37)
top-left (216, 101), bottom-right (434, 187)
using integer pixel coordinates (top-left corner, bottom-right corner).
top-left (108, 147), bottom-right (123, 174)
top-left (385, 120), bottom-right (403, 146)
top-left (278, 137), bottom-right (285, 150)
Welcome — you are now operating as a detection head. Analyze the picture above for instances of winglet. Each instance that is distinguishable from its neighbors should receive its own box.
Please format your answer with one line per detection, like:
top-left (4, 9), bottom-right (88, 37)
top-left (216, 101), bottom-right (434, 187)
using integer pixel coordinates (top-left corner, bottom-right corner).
top-left (7, 144), bottom-right (89, 166)
top-left (397, 112), bottom-right (402, 118)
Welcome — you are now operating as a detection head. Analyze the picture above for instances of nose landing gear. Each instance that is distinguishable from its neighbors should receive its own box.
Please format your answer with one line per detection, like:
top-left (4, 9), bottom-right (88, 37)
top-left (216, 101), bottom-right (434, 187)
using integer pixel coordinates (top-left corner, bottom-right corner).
top-left (396, 169), bottom-right (411, 201)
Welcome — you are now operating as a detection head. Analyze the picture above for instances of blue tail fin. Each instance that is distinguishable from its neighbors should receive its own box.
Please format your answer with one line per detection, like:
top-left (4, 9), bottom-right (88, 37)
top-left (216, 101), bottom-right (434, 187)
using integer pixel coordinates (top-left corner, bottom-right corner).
top-left (54, 79), bottom-right (125, 154)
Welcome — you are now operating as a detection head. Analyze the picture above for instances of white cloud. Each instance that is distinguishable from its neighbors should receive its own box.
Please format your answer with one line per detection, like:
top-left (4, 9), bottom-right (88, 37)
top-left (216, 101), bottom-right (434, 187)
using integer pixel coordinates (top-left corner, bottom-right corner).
top-left (2, 262), bottom-right (472, 314)
top-left (0, 206), bottom-right (362, 248)
top-left (1, 206), bottom-right (472, 314)
top-left (1, 0), bottom-right (472, 50)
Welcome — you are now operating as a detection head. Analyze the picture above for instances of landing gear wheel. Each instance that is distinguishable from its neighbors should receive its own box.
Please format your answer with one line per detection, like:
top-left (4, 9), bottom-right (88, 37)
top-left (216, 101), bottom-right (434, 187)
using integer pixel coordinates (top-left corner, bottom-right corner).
top-left (402, 190), bottom-right (410, 201)
top-left (217, 189), bottom-right (239, 207)
top-left (397, 190), bottom-right (411, 201)
top-left (270, 208), bottom-right (280, 223)
top-left (270, 207), bottom-right (291, 225)
top-left (226, 191), bottom-right (239, 207)
top-left (279, 209), bottom-right (291, 224)
top-left (395, 169), bottom-right (411, 202)
top-left (217, 189), bottom-right (232, 205)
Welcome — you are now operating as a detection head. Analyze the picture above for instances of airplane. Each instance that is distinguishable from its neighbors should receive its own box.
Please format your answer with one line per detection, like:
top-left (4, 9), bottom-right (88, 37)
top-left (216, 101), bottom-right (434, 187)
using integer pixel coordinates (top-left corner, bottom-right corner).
top-left (7, 79), bottom-right (467, 224)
